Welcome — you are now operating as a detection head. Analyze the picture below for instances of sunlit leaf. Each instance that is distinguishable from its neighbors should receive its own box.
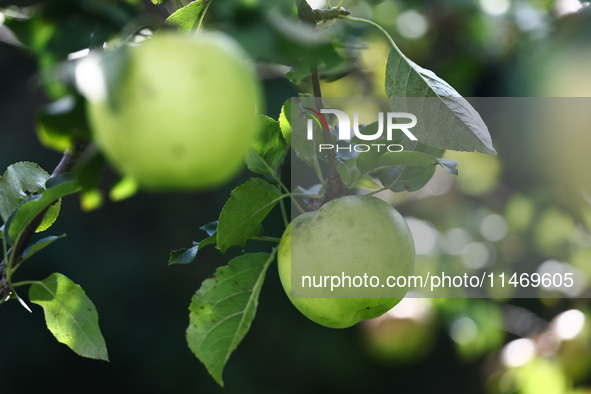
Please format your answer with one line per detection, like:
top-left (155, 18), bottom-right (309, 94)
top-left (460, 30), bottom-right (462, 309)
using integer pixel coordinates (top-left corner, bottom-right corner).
top-left (246, 116), bottom-right (287, 175)
top-left (279, 98), bottom-right (293, 145)
top-left (29, 273), bottom-right (109, 361)
top-left (166, 0), bottom-right (213, 33)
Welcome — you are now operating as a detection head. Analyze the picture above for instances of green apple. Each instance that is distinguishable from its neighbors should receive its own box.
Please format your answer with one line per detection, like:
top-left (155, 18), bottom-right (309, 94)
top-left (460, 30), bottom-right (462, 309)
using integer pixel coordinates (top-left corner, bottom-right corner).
top-left (277, 195), bottom-right (416, 329)
top-left (80, 31), bottom-right (262, 190)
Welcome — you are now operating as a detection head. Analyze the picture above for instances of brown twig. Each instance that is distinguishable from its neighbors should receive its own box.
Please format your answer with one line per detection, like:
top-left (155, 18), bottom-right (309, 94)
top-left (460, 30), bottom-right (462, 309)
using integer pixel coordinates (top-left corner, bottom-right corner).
top-left (296, 0), bottom-right (349, 208)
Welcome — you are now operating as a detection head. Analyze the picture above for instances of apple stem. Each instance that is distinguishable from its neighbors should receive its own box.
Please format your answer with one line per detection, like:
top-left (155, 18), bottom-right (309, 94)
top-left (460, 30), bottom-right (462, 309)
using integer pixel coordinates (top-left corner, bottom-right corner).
top-left (309, 63), bottom-right (339, 182)
top-left (297, 0), bottom-right (350, 208)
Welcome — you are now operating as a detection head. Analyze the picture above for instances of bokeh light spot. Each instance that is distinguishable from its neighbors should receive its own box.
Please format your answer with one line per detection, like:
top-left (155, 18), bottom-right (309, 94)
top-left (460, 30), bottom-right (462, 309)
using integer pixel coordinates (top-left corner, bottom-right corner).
top-left (450, 316), bottom-right (478, 345)
top-left (480, 214), bottom-right (508, 242)
top-left (396, 10), bottom-right (428, 40)
top-left (502, 338), bottom-right (536, 367)
top-left (553, 309), bottom-right (585, 340)
top-left (405, 217), bottom-right (439, 255)
top-left (479, 0), bottom-right (511, 15)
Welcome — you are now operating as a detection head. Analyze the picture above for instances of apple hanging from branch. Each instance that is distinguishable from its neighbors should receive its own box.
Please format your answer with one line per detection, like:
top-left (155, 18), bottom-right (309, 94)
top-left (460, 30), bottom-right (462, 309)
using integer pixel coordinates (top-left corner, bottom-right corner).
top-left (278, 195), bottom-right (416, 329)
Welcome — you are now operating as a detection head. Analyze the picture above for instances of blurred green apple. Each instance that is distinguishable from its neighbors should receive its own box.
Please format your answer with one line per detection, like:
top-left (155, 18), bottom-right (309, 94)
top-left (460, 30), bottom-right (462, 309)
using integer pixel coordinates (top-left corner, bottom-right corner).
top-left (277, 195), bottom-right (416, 328)
top-left (80, 31), bottom-right (262, 190)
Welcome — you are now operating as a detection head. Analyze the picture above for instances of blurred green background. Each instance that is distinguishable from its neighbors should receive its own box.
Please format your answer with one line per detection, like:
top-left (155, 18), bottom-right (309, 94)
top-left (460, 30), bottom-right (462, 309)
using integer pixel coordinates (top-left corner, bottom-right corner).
top-left (1, 0), bottom-right (591, 392)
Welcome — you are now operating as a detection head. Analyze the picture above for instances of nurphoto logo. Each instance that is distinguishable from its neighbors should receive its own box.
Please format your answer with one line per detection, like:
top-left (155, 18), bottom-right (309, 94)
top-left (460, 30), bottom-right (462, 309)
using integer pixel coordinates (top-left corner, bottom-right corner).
top-left (304, 107), bottom-right (418, 153)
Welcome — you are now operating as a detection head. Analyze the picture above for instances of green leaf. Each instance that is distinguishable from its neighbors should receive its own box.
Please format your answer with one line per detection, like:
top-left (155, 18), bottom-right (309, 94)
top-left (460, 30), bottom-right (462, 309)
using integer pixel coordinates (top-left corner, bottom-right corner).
top-left (198, 232), bottom-right (217, 247)
top-left (354, 122), bottom-right (403, 174)
top-left (285, 62), bottom-right (310, 84)
top-left (352, 174), bottom-right (382, 190)
top-left (166, 0), bottom-right (212, 33)
top-left (36, 199), bottom-right (61, 233)
top-left (385, 48), bottom-right (496, 155)
top-left (21, 234), bottom-right (66, 262)
top-left (279, 98), bottom-right (293, 145)
top-left (200, 221), bottom-right (218, 236)
top-left (169, 242), bottom-right (200, 265)
top-left (198, 228), bottom-right (218, 251)
top-left (0, 162), bottom-right (61, 235)
top-left (378, 165), bottom-right (437, 193)
top-left (246, 116), bottom-right (287, 175)
top-left (376, 144), bottom-right (448, 193)
top-left (6, 174), bottom-right (81, 245)
top-left (278, 94), bottom-right (314, 148)
top-left (280, 97), bottom-right (323, 167)
top-left (356, 147), bottom-right (384, 175)
top-left (355, 130), bottom-right (458, 192)
top-left (29, 273), bottom-right (109, 361)
top-left (374, 151), bottom-right (454, 173)
top-left (36, 95), bottom-right (90, 152)
top-left (217, 179), bottom-right (283, 253)
top-left (357, 143), bottom-right (458, 177)
top-left (169, 237), bottom-right (216, 265)
top-left (169, 221), bottom-right (218, 265)
top-left (0, 162), bottom-right (51, 223)
top-left (187, 252), bottom-right (274, 387)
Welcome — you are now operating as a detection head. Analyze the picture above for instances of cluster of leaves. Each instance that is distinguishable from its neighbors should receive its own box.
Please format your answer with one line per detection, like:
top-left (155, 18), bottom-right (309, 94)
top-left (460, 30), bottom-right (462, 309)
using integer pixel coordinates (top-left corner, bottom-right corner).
top-left (0, 162), bottom-right (108, 361)
top-left (169, 119), bottom-right (290, 386)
